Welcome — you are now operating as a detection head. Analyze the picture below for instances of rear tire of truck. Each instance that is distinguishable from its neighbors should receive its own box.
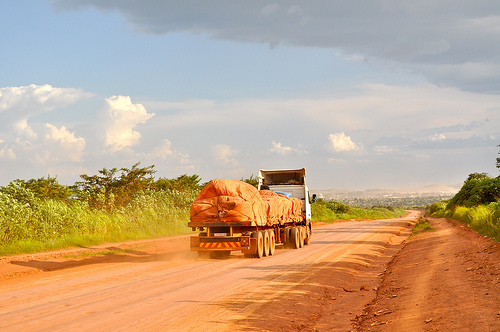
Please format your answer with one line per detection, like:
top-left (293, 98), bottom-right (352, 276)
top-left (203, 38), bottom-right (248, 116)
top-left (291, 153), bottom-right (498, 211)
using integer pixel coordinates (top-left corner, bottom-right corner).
top-left (284, 227), bottom-right (292, 249)
top-left (290, 227), bottom-right (300, 249)
top-left (262, 231), bottom-right (270, 257)
top-left (268, 230), bottom-right (275, 256)
top-left (299, 227), bottom-right (305, 248)
top-left (252, 231), bottom-right (264, 258)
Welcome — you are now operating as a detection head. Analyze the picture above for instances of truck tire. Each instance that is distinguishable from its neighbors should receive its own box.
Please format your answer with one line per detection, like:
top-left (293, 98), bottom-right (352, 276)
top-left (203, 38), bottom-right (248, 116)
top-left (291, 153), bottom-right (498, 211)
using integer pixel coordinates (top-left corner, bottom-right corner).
top-left (262, 231), bottom-right (270, 257)
top-left (252, 231), bottom-right (264, 258)
top-left (267, 230), bottom-right (275, 256)
top-left (299, 227), bottom-right (305, 248)
top-left (290, 227), bottom-right (300, 249)
top-left (284, 227), bottom-right (292, 249)
top-left (304, 224), bottom-right (311, 245)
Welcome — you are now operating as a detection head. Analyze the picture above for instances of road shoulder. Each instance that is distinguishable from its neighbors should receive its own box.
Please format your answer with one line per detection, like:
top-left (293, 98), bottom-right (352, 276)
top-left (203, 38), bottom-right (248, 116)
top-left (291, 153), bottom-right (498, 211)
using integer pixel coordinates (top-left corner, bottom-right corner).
top-left (355, 217), bottom-right (500, 331)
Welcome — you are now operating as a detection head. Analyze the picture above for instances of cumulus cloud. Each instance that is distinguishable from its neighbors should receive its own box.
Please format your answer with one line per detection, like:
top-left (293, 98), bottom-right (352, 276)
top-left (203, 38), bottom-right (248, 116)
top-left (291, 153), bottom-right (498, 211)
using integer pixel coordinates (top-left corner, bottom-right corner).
top-left (100, 95), bottom-right (155, 151)
top-left (53, 1), bottom-right (500, 92)
top-left (44, 124), bottom-right (86, 162)
top-left (0, 84), bottom-right (92, 138)
top-left (212, 144), bottom-right (239, 167)
top-left (328, 133), bottom-right (361, 153)
top-left (0, 146), bottom-right (16, 160)
top-left (270, 141), bottom-right (307, 155)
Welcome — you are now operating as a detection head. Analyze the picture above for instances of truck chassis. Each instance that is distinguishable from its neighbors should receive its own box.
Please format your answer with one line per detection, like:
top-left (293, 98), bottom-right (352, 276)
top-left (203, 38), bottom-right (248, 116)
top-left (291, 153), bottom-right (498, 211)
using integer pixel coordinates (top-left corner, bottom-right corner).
top-left (189, 222), bottom-right (310, 258)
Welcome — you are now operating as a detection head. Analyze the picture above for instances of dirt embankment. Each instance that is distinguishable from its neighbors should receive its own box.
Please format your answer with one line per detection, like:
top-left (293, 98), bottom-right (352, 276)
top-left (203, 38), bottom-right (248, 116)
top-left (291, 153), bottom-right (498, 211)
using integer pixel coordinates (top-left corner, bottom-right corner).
top-left (355, 217), bottom-right (500, 332)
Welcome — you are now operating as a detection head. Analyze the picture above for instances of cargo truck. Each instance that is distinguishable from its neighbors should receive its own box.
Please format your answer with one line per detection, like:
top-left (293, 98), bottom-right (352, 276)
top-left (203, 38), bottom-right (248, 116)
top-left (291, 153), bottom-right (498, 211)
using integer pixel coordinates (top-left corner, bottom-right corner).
top-left (188, 168), bottom-right (312, 258)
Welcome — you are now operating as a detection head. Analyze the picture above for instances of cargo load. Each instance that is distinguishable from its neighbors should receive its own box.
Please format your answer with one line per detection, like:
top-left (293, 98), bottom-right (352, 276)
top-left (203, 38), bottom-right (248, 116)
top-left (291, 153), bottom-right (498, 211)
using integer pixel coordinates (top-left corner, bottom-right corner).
top-left (259, 190), bottom-right (303, 225)
top-left (190, 179), bottom-right (268, 226)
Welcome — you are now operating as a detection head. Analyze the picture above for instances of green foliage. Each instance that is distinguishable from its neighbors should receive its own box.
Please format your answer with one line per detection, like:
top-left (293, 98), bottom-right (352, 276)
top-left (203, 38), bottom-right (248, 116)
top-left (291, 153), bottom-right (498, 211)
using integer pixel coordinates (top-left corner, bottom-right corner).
top-left (497, 144), bottom-right (500, 171)
top-left (428, 200), bottom-right (447, 216)
top-left (76, 162), bottom-right (156, 209)
top-left (0, 187), bottom-right (197, 255)
top-left (446, 173), bottom-right (500, 208)
top-left (154, 174), bottom-right (203, 193)
top-left (13, 176), bottom-right (74, 200)
top-left (0, 162), bottom-right (204, 255)
top-left (438, 203), bottom-right (500, 242)
top-left (429, 170), bottom-right (500, 242)
top-left (311, 198), bottom-right (405, 222)
top-left (412, 218), bottom-right (435, 234)
top-left (241, 174), bottom-right (259, 188)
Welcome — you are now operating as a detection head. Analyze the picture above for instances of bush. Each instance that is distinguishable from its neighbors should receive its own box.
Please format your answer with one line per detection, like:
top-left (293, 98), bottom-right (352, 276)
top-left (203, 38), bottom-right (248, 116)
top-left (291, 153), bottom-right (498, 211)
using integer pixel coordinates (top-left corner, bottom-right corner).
top-left (447, 173), bottom-right (500, 208)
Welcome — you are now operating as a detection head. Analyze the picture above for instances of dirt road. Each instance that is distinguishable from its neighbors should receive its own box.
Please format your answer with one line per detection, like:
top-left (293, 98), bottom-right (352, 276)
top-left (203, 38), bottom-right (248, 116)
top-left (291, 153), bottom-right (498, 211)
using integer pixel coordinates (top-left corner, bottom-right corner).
top-left (355, 217), bottom-right (500, 332)
top-left (0, 214), bottom-right (417, 331)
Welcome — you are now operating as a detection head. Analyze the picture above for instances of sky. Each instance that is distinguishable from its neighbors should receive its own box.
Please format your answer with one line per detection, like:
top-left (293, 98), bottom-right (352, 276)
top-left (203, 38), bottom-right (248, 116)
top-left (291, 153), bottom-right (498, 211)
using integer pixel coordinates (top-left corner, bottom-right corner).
top-left (1, 1), bottom-right (499, 190)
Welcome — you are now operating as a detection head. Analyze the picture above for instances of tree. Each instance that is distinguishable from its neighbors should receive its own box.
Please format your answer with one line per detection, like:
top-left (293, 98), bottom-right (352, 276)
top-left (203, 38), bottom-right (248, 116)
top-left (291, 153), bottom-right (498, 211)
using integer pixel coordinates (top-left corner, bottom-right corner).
top-left (13, 176), bottom-right (74, 200)
top-left (76, 162), bottom-right (156, 209)
top-left (241, 174), bottom-right (259, 188)
top-left (154, 174), bottom-right (203, 192)
top-left (497, 144), bottom-right (500, 172)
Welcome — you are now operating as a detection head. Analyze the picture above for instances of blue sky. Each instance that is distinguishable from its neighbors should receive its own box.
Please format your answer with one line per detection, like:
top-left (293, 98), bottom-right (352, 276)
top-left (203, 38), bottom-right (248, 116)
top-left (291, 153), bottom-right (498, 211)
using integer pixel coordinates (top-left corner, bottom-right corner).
top-left (1, 1), bottom-right (499, 190)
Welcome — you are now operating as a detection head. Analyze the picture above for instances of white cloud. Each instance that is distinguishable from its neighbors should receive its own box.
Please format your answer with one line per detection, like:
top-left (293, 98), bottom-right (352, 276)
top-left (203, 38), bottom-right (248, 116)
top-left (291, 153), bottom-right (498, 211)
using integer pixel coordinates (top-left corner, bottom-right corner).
top-left (270, 141), bottom-right (307, 155)
top-left (44, 123), bottom-right (86, 162)
top-left (327, 158), bottom-right (348, 164)
top-left (101, 95), bottom-right (155, 151)
top-left (328, 133), bottom-right (361, 152)
top-left (373, 145), bottom-right (395, 154)
top-left (0, 84), bottom-right (92, 135)
top-left (212, 144), bottom-right (239, 167)
top-left (150, 139), bottom-right (173, 160)
top-left (0, 147), bottom-right (16, 160)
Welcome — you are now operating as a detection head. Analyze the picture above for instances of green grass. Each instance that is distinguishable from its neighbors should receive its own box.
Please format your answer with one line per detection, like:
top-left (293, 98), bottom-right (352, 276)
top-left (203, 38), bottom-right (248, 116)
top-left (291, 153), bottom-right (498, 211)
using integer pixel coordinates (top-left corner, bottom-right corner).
top-left (311, 199), bottom-right (406, 222)
top-left (431, 201), bottom-right (500, 242)
top-left (412, 218), bottom-right (435, 235)
top-left (0, 189), bottom-right (196, 256)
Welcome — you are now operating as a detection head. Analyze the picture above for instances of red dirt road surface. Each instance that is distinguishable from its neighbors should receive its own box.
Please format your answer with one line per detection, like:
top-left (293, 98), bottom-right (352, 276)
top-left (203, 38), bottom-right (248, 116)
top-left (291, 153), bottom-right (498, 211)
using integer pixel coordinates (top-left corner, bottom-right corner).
top-left (1, 212), bottom-right (499, 331)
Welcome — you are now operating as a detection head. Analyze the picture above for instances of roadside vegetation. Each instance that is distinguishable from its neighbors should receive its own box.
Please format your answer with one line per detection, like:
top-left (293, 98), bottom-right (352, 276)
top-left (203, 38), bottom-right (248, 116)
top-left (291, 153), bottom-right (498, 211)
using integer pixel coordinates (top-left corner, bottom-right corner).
top-left (429, 171), bottom-right (500, 242)
top-left (412, 218), bottom-right (435, 235)
top-left (311, 198), bottom-right (406, 222)
top-left (0, 163), bottom-right (202, 256)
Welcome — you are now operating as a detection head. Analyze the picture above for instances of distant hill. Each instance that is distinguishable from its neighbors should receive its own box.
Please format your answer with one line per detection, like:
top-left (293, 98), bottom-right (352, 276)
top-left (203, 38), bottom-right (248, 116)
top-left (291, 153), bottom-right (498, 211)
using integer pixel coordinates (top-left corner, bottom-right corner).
top-left (312, 183), bottom-right (461, 200)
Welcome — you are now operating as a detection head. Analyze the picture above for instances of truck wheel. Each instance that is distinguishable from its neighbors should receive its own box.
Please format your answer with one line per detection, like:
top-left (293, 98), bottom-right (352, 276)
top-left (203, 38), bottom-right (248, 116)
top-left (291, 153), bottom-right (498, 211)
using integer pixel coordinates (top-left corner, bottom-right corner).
top-left (290, 227), bottom-right (300, 249)
top-left (252, 231), bottom-right (264, 258)
top-left (304, 224), bottom-right (311, 245)
top-left (299, 227), bottom-right (305, 248)
top-left (267, 230), bottom-right (275, 256)
top-left (262, 231), bottom-right (270, 257)
top-left (284, 227), bottom-right (292, 249)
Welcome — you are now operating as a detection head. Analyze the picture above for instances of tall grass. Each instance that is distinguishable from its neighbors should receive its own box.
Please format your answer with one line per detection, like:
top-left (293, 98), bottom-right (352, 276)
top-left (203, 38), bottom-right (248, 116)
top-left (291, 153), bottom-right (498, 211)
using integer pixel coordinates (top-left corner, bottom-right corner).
top-left (430, 201), bottom-right (500, 241)
top-left (0, 187), bottom-right (197, 256)
top-left (311, 199), bottom-right (406, 222)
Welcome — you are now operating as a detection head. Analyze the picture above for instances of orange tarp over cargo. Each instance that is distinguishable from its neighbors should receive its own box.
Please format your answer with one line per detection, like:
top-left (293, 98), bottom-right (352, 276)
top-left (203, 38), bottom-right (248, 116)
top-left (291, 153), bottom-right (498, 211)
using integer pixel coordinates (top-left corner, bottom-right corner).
top-left (259, 190), bottom-right (303, 224)
top-left (190, 179), bottom-right (268, 226)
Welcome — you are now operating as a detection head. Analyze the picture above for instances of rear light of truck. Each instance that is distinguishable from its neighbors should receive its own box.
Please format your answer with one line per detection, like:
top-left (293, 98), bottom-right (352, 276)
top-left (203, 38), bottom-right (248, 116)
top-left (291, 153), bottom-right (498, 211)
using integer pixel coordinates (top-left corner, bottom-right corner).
top-left (240, 237), bottom-right (249, 247)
